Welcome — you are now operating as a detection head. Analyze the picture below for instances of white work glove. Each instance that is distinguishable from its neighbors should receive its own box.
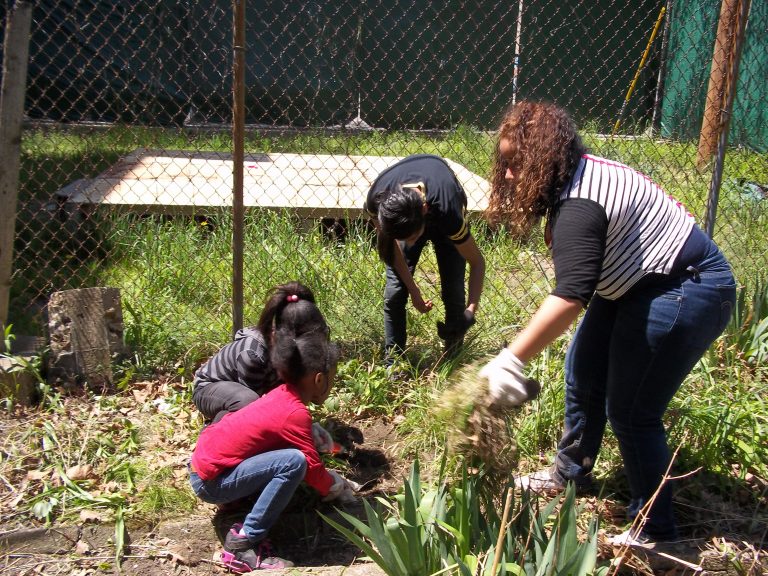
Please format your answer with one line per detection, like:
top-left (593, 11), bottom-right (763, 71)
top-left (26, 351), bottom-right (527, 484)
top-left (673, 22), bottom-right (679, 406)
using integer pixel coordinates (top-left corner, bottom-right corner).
top-left (312, 422), bottom-right (334, 454)
top-left (479, 348), bottom-right (541, 407)
top-left (323, 470), bottom-right (361, 504)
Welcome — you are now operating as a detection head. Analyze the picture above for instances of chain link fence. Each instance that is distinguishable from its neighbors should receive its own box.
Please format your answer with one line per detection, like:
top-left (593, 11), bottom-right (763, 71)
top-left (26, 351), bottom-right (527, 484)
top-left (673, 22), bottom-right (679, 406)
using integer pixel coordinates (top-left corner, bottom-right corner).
top-left (4, 0), bottom-right (767, 372)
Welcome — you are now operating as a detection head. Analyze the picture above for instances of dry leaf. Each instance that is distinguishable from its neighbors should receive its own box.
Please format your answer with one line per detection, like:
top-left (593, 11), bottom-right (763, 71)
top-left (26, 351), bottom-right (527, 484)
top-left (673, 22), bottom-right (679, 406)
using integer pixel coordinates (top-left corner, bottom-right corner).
top-left (75, 540), bottom-right (91, 554)
top-left (27, 469), bottom-right (47, 481)
top-left (65, 464), bottom-right (94, 481)
top-left (165, 548), bottom-right (189, 565)
top-left (102, 480), bottom-right (121, 493)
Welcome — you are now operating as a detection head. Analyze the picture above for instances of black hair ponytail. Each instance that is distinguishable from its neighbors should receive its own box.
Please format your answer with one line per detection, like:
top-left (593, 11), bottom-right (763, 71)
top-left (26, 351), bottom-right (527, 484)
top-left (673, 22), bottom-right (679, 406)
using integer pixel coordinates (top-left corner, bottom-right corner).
top-left (256, 281), bottom-right (326, 337)
top-left (376, 186), bottom-right (425, 266)
top-left (271, 329), bottom-right (338, 385)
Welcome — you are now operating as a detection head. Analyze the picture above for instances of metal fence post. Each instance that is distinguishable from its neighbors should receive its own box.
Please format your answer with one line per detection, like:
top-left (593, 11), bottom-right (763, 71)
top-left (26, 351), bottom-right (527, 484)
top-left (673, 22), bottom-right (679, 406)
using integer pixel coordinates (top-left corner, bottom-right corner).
top-left (232, 0), bottom-right (246, 336)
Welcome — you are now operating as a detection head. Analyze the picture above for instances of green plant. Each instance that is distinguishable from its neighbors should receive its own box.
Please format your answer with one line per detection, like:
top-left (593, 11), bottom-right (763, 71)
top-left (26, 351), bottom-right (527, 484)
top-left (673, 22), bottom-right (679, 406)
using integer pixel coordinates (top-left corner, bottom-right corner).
top-left (323, 358), bottom-right (397, 417)
top-left (715, 279), bottom-right (768, 367)
top-left (322, 459), bottom-right (608, 575)
top-left (0, 324), bottom-right (53, 410)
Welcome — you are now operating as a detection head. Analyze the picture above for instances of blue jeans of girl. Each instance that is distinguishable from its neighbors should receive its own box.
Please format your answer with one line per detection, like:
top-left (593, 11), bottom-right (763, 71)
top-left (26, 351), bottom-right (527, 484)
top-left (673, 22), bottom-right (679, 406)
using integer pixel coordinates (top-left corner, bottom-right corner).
top-left (384, 225), bottom-right (466, 359)
top-left (553, 243), bottom-right (735, 540)
top-left (189, 449), bottom-right (306, 544)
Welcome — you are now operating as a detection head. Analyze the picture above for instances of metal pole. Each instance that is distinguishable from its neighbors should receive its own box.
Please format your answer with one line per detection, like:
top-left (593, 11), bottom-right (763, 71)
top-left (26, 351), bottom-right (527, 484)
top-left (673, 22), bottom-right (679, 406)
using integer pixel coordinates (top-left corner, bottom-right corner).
top-left (511, 0), bottom-right (524, 106)
top-left (232, 0), bottom-right (245, 335)
top-left (0, 1), bottom-right (33, 347)
top-left (704, 0), bottom-right (750, 238)
top-left (651, 1), bottom-right (672, 134)
top-left (611, 5), bottom-right (666, 137)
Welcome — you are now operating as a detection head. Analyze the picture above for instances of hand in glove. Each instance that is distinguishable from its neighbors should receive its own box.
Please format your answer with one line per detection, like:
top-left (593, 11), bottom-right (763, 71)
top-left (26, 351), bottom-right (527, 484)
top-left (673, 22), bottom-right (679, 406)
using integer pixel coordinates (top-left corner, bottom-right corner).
top-left (479, 348), bottom-right (541, 407)
top-left (312, 422), bottom-right (334, 454)
top-left (323, 470), bottom-right (361, 504)
top-left (437, 309), bottom-right (476, 341)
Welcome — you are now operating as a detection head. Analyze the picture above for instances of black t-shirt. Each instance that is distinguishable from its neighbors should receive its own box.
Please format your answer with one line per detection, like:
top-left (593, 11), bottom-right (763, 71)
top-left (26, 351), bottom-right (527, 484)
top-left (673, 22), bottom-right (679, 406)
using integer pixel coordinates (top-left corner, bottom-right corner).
top-left (365, 154), bottom-right (470, 243)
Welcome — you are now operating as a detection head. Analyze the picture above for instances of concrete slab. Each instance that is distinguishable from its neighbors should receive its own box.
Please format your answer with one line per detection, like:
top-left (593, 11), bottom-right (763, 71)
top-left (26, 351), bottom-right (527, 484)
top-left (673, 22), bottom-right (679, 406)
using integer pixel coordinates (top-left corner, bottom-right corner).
top-left (64, 149), bottom-right (489, 218)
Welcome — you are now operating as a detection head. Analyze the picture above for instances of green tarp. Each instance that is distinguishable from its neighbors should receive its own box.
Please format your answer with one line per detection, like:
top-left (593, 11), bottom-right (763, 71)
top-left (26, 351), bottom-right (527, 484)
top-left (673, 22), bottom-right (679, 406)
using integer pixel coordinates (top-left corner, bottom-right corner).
top-left (661, 0), bottom-right (767, 152)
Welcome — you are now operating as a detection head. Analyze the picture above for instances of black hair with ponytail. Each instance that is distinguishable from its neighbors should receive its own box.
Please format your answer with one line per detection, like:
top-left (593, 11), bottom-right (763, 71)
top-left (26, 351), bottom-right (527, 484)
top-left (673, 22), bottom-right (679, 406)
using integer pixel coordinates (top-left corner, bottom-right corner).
top-left (375, 186), bottom-right (425, 266)
top-left (256, 281), bottom-right (328, 339)
top-left (270, 329), bottom-right (339, 385)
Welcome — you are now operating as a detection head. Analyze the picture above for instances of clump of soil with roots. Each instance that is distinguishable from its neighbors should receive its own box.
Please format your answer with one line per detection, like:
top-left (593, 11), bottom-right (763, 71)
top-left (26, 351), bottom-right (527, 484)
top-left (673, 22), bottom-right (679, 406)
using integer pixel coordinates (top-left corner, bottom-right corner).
top-left (435, 361), bottom-right (520, 479)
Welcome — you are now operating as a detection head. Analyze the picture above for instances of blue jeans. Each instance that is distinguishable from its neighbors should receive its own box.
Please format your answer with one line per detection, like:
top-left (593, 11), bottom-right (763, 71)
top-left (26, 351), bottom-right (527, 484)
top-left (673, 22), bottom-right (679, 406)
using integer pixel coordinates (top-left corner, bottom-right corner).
top-left (384, 225), bottom-right (466, 358)
top-left (554, 243), bottom-right (735, 539)
top-left (189, 449), bottom-right (307, 543)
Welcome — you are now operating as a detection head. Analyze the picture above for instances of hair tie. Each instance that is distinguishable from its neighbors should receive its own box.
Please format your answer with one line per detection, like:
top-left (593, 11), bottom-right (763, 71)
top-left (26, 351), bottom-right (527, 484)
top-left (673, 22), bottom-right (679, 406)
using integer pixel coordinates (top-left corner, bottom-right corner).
top-left (287, 294), bottom-right (299, 303)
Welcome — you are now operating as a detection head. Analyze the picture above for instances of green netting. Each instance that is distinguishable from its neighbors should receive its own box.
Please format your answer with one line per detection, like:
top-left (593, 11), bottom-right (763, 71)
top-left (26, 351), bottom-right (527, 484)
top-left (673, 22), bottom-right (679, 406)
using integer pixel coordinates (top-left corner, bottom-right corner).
top-left (661, 0), bottom-right (767, 152)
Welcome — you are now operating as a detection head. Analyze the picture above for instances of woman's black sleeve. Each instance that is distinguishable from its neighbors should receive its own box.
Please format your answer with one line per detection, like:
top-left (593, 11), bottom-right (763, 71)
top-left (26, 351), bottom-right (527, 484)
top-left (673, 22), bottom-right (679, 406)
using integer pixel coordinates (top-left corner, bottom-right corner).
top-left (550, 199), bottom-right (608, 306)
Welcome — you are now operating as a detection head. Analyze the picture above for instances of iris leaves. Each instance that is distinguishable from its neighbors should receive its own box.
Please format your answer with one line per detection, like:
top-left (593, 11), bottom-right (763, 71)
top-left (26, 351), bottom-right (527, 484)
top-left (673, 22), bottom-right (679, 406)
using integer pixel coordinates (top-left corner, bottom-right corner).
top-left (322, 460), bottom-right (608, 576)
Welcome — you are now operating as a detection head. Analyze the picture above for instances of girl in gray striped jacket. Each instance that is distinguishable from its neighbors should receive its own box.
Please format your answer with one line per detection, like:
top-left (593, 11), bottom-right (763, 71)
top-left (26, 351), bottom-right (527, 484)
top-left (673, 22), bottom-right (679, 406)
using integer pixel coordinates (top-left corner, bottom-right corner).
top-left (192, 282), bottom-right (329, 424)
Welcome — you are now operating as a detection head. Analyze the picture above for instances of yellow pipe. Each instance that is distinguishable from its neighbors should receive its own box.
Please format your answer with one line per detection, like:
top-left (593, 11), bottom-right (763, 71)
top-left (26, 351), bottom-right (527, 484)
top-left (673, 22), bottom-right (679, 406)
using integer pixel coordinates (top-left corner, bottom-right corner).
top-left (612, 5), bottom-right (667, 137)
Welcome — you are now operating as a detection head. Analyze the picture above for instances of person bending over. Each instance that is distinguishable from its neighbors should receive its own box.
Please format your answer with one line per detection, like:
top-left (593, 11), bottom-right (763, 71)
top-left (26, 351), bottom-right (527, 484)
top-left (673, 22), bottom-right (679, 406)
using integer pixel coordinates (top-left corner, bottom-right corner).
top-left (480, 100), bottom-right (735, 546)
top-left (365, 154), bottom-right (485, 362)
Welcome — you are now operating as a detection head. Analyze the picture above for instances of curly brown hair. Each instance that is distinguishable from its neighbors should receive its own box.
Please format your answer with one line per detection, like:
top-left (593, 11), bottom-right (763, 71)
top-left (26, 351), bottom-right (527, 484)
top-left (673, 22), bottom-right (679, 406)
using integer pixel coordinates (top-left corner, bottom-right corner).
top-left (487, 101), bottom-right (586, 236)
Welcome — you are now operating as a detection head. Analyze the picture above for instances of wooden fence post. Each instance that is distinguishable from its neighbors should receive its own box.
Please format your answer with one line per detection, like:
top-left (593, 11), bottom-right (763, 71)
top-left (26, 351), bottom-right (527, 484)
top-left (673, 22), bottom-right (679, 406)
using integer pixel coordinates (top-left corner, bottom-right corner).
top-left (232, 0), bottom-right (246, 337)
top-left (696, 0), bottom-right (740, 169)
top-left (0, 1), bottom-right (33, 348)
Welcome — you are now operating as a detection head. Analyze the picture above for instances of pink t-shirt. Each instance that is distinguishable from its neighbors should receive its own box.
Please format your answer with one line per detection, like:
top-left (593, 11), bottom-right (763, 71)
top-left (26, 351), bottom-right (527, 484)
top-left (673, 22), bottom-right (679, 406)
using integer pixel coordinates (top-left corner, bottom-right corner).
top-left (190, 383), bottom-right (334, 496)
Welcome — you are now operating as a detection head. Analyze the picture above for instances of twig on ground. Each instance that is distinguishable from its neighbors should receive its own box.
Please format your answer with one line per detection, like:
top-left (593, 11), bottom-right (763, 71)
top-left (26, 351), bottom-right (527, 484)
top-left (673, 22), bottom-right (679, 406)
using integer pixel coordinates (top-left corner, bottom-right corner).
top-left (608, 436), bottom-right (687, 576)
top-left (0, 472), bottom-right (15, 493)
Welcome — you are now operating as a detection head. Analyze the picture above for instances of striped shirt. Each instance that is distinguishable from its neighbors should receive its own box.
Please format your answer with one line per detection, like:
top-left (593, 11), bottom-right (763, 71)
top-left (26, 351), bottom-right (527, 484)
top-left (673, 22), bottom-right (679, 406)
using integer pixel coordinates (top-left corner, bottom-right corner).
top-left (193, 327), bottom-right (278, 394)
top-left (555, 155), bottom-right (695, 300)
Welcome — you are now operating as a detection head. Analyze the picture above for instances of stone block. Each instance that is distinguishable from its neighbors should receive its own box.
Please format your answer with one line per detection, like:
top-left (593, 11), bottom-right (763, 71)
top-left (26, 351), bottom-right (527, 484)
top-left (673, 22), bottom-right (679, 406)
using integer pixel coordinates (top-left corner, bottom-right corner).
top-left (48, 287), bottom-right (127, 390)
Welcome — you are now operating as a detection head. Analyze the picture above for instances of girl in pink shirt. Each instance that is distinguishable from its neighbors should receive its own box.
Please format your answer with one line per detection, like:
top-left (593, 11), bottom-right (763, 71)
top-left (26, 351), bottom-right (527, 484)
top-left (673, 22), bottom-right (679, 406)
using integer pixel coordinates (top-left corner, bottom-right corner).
top-left (189, 313), bottom-right (355, 571)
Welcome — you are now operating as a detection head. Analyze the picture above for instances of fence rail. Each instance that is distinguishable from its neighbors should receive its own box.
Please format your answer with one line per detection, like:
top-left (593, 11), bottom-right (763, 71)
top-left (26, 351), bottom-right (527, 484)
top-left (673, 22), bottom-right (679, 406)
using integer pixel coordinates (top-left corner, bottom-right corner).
top-left (3, 0), bottom-right (766, 372)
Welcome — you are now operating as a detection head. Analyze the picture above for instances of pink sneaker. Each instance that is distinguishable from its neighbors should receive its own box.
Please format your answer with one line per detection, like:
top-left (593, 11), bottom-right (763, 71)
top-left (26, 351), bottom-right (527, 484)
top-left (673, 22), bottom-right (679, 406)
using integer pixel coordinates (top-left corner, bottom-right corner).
top-left (222, 528), bottom-right (294, 571)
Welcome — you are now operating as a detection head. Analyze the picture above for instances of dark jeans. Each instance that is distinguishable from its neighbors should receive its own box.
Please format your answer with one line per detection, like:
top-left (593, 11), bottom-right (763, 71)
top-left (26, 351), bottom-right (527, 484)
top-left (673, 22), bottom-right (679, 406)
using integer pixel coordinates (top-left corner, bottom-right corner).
top-left (384, 226), bottom-right (466, 358)
top-left (554, 243), bottom-right (735, 539)
top-left (192, 381), bottom-right (259, 423)
top-left (189, 449), bottom-right (307, 544)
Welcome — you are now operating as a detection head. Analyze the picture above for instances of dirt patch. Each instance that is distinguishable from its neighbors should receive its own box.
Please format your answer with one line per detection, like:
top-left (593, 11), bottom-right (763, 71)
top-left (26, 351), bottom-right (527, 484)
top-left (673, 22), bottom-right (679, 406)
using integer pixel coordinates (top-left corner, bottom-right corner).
top-left (0, 398), bottom-right (404, 575)
top-left (1, 386), bottom-right (766, 575)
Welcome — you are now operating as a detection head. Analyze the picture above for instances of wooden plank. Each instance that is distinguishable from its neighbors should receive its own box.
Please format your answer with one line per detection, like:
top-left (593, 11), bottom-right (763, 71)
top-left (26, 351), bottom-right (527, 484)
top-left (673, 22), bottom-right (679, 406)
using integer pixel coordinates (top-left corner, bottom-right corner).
top-left (65, 150), bottom-right (490, 218)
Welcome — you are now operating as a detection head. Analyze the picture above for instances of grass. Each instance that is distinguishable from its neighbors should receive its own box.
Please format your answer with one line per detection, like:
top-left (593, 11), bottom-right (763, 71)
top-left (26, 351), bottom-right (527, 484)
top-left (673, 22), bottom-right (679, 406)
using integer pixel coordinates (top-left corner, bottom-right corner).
top-left (3, 126), bottom-right (767, 572)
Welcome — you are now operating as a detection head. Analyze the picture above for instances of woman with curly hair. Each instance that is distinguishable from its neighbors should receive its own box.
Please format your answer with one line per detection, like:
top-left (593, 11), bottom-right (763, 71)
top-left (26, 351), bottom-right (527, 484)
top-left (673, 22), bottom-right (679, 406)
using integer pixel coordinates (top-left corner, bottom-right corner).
top-left (480, 101), bottom-right (736, 545)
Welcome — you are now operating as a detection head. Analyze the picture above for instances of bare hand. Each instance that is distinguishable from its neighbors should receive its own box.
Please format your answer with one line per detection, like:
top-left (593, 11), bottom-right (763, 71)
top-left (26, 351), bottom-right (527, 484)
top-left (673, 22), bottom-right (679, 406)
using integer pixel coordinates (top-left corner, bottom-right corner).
top-left (411, 293), bottom-right (433, 313)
